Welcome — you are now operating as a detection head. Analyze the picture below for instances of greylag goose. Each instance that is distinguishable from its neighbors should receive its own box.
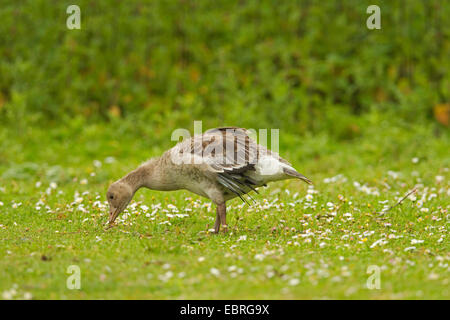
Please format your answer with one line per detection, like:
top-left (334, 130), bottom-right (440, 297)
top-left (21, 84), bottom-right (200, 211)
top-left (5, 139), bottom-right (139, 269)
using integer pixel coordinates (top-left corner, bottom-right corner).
top-left (107, 127), bottom-right (312, 233)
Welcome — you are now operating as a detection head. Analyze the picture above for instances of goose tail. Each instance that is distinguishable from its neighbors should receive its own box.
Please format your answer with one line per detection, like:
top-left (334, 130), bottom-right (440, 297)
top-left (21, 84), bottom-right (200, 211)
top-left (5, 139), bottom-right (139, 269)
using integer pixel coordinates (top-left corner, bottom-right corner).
top-left (283, 168), bottom-right (313, 185)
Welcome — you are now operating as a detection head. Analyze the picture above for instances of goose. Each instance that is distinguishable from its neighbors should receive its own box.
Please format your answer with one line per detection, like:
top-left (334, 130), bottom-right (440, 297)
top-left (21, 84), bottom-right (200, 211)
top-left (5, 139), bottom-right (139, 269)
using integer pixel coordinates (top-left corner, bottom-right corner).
top-left (107, 127), bottom-right (312, 233)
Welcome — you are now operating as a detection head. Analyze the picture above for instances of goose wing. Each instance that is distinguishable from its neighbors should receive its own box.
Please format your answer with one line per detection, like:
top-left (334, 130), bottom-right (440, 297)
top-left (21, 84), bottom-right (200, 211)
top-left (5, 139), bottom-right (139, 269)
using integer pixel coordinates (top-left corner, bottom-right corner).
top-left (171, 127), bottom-right (308, 203)
top-left (171, 127), bottom-right (263, 202)
top-left (203, 128), bottom-right (263, 203)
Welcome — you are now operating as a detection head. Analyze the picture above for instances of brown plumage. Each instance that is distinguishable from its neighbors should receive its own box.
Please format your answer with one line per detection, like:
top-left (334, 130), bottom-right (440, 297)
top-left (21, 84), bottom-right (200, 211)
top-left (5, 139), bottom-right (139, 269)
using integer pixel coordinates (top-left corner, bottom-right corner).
top-left (107, 127), bottom-right (312, 233)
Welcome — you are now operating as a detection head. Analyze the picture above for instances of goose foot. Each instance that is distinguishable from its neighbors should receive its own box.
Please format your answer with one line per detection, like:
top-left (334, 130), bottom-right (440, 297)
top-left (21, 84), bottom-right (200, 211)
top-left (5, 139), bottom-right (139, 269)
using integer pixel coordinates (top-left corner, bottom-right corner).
top-left (211, 203), bottom-right (227, 234)
top-left (218, 203), bottom-right (227, 234)
top-left (221, 224), bottom-right (228, 234)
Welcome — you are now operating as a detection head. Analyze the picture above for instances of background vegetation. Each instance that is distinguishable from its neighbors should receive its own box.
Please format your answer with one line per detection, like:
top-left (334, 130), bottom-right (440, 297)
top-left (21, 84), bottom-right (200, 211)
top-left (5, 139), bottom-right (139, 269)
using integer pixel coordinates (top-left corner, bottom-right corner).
top-left (1, 0), bottom-right (449, 134)
top-left (0, 0), bottom-right (448, 300)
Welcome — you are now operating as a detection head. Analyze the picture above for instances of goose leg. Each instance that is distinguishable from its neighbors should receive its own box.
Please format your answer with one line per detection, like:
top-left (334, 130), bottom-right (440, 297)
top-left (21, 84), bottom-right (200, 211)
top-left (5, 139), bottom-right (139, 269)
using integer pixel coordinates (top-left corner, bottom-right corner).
top-left (218, 203), bottom-right (227, 233)
top-left (213, 208), bottom-right (221, 234)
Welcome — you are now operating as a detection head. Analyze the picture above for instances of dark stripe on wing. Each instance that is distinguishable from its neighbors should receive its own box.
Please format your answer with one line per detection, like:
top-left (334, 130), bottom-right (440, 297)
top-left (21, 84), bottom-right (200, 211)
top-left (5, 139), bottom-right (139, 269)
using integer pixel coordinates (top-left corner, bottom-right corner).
top-left (217, 171), bottom-right (260, 204)
top-left (217, 174), bottom-right (250, 204)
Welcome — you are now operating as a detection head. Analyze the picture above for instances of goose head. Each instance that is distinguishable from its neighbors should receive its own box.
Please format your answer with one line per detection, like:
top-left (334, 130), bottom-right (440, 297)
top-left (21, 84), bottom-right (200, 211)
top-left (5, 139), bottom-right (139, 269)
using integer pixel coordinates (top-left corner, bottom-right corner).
top-left (106, 182), bottom-right (133, 225)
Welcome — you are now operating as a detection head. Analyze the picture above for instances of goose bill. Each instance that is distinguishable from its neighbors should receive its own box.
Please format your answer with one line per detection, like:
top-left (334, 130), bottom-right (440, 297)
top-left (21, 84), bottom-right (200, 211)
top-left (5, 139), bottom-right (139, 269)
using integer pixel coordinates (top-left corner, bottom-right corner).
top-left (108, 208), bottom-right (120, 224)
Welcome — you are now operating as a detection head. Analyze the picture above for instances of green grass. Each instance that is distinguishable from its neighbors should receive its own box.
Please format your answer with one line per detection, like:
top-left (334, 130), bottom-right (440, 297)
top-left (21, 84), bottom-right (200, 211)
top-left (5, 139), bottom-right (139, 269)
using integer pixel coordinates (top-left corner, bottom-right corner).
top-left (0, 0), bottom-right (448, 300)
top-left (0, 120), bottom-right (448, 299)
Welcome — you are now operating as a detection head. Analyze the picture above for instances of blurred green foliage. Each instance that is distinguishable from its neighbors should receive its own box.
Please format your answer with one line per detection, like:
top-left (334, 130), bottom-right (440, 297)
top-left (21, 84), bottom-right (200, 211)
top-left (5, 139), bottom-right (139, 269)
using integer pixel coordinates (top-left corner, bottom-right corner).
top-left (0, 0), bottom-right (449, 140)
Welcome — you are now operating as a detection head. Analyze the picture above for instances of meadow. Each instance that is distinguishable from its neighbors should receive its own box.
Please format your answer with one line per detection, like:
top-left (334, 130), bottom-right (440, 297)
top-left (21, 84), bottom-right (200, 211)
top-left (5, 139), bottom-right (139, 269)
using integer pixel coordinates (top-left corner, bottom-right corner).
top-left (0, 119), bottom-right (448, 299)
top-left (0, 0), bottom-right (449, 299)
